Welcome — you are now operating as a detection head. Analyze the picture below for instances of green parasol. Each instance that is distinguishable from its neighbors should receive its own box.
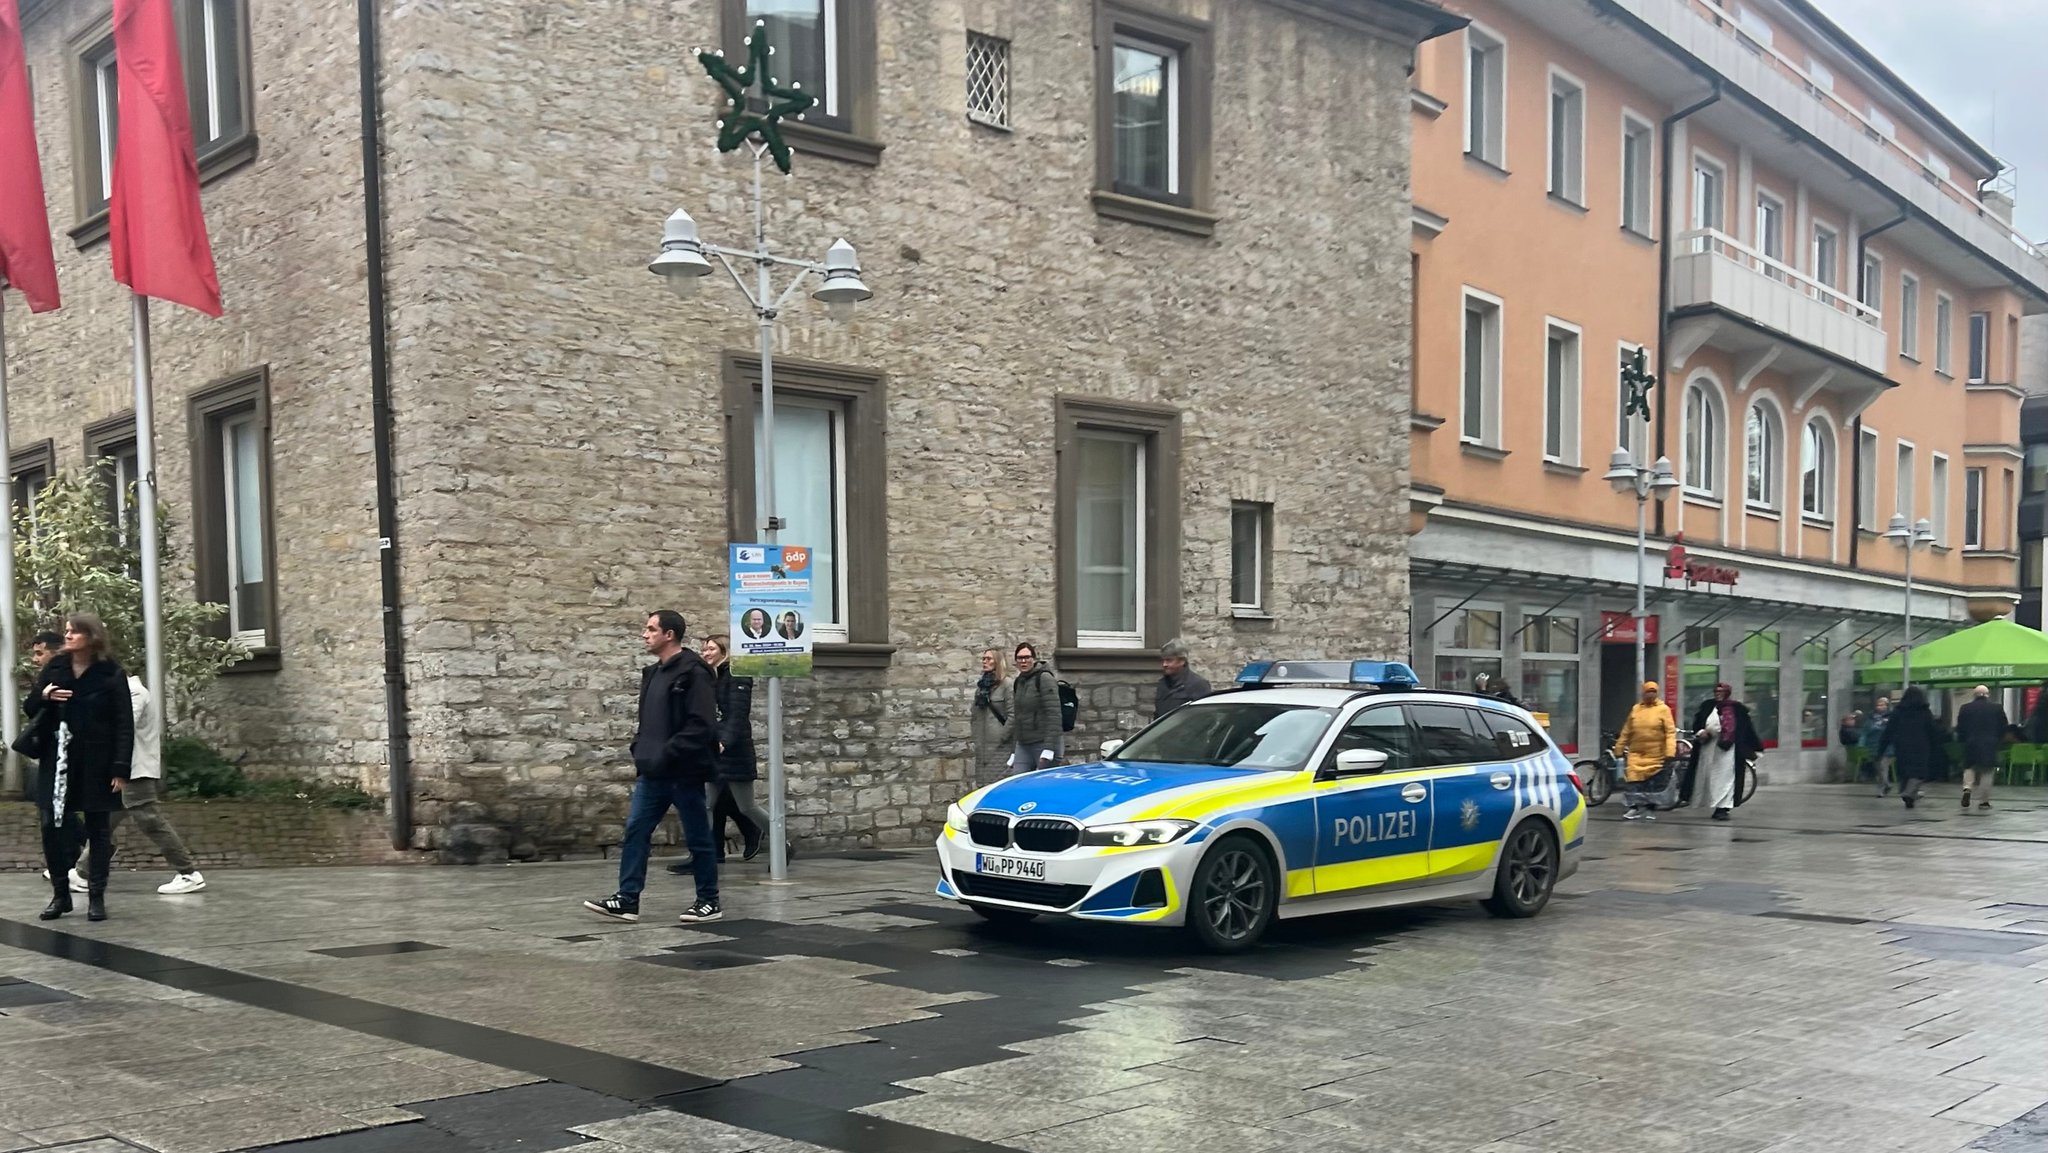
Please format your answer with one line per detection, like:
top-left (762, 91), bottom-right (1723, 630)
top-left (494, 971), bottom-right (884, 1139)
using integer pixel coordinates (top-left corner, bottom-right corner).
top-left (1855, 618), bottom-right (2048, 686)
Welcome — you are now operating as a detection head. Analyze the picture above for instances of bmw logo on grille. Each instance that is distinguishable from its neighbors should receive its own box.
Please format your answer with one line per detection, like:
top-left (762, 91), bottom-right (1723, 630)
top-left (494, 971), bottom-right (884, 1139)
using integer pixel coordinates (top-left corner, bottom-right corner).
top-left (1018, 802), bottom-right (1037, 813)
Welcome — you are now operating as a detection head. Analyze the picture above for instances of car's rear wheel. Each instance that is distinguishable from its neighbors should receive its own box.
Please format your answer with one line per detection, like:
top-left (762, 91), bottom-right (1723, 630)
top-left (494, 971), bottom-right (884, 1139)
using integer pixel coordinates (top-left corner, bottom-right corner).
top-left (1186, 835), bottom-right (1277, 953)
top-left (1576, 759), bottom-right (1612, 807)
top-left (968, 904), bottom-right (1037, 924)
top-left (1482, 821), bottom-right (1557, 918)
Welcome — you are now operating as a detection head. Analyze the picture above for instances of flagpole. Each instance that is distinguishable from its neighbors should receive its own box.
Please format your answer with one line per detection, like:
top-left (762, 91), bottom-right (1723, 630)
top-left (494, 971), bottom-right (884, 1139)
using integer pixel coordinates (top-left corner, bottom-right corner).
top-left (0, 291), bottom-right (19, 795)
top-left (130, 293), bottom-right (166, 723)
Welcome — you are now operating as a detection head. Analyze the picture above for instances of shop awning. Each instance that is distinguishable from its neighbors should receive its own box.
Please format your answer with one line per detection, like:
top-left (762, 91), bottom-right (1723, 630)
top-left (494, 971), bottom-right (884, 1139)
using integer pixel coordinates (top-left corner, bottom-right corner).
top-left (1855, 619), bottom-right (2048, 686)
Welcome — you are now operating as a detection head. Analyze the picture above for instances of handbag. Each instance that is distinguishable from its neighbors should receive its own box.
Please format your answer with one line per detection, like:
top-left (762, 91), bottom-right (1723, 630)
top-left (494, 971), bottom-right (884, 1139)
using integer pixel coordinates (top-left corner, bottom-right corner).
top-left (10, 715), bottom-right (47, 760)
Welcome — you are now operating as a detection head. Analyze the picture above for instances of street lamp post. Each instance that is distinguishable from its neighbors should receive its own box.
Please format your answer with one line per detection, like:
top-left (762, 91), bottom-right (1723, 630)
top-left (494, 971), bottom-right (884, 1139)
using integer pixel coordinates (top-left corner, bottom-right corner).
top-left (1605, 446), bottom-right (1681, 687)
top-left (1885, 514), bottom-right (1936, 688)
top-left (648, 144), bottom-right (872, 883)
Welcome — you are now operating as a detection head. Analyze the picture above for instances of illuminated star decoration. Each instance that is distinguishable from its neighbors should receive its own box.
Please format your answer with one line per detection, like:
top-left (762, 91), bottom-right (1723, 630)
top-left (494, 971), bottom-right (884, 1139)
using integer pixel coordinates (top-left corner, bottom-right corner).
top-left (1621, 345), bottom-right (1658, 420)
top-left (698, 23), bottom-right (816, 174)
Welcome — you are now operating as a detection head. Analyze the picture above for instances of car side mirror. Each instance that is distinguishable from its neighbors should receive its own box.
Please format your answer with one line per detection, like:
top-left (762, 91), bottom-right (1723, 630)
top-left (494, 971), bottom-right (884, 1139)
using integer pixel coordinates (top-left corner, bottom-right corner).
top-left (1099, 738), bottom-right (1125, 759)
top-left (1332, 749), bottom-right (1390, 777)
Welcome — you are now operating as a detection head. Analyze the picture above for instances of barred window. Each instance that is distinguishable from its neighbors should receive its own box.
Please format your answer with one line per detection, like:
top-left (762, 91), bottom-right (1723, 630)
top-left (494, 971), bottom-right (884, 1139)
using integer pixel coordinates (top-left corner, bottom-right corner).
top-left (966, 32), bottom-right (1010, 129)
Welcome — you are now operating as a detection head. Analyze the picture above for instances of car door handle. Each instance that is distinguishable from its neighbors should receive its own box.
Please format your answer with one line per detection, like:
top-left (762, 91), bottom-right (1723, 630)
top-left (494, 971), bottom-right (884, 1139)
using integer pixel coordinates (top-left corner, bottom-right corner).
top-left (1490, 772), bottom-right (1513, 790)
top-left (1401, 783), bottom-right (1427, 803)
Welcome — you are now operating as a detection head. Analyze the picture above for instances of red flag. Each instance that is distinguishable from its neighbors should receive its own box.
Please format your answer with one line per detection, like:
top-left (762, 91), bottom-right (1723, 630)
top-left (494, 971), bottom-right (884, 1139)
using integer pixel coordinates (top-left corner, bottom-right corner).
top-left (108, 0), bottom-right (220, 316)
top-left (0, 0), bottom-right (60, 313)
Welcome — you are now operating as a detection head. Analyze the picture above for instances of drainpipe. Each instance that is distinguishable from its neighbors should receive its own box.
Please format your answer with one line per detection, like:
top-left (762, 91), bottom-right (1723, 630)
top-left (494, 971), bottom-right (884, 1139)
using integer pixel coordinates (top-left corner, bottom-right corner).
top-left (1848, 214), bottom-right (1909, 571)
top-left (1654, 82), bottom-right (1723, 538)
top-left (357, 0), bottom-right (413, 849)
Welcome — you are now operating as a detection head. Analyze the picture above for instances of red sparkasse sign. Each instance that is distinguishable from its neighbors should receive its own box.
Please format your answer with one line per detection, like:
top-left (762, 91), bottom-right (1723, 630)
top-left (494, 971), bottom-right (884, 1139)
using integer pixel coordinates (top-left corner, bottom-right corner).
top-left (1600, 611), bottom-right (1659, 645)
top-left (1664, 535), bottom-right (1739, 589)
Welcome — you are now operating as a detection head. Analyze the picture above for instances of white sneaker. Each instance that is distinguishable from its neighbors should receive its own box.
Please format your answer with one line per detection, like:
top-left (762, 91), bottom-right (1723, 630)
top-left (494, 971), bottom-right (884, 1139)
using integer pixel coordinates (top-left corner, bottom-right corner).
top-left (1623, 807), bottom-right (1643, 820)
top-left (68, 869), bottom-right (88, 893)
top-left (158, 872), bottom-right (206, 895)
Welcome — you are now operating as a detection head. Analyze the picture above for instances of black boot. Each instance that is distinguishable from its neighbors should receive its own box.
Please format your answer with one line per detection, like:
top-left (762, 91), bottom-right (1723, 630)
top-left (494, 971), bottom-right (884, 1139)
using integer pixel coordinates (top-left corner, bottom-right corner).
top-left (39, 892), bottom-right (72, 920)
top-left (87, 892), bottom-right (106, 922)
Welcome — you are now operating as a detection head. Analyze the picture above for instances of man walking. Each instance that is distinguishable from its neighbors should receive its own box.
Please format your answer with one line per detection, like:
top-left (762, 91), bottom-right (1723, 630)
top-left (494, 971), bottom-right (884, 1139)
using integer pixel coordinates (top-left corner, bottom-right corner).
top-left (1860, 695), bottom-right (1893, 794)
top-left (585, 610), bottom-right (723, 924)
top-left (1955, 685), bottom-right (2006, 813)
top-left (1155, 639), bottom-right (1211, 718)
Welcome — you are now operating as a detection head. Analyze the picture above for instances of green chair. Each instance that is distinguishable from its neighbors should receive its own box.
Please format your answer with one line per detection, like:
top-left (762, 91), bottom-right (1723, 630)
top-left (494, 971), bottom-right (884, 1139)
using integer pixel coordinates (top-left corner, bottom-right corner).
top-left (2005, 744), bottom-right (2044, 787)
top-left (1845, 746), bottom-right (1870, 782)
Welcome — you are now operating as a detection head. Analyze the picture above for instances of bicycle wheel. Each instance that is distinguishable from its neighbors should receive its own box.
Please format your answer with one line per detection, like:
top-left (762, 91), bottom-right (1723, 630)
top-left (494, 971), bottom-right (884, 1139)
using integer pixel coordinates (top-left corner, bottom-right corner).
top-left (1738, 758), bottom-right (1759, 804)
top-left (1576, 760), bottom-right (1612, 807)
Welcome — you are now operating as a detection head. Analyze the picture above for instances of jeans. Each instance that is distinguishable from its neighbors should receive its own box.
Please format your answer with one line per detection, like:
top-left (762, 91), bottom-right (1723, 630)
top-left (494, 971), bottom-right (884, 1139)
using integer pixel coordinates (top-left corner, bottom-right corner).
top-left (619, 777), bottom-right (717, 904)
top-left (710, 781), bottom-right (770, 843)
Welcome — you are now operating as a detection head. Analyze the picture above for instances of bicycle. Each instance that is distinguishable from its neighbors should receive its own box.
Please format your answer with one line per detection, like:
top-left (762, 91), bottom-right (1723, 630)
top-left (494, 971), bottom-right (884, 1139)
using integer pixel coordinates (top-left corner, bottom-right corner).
top-left (1574, 731), bottom-right (1619, 807)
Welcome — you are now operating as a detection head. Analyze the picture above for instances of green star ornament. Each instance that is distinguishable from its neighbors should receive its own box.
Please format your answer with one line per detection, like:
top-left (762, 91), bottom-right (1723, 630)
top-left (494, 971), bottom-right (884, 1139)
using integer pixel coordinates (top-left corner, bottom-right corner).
top-left (1621, 345), bottom-right (1658, 420)
top-left (699, 24), bottom-right (817, 174)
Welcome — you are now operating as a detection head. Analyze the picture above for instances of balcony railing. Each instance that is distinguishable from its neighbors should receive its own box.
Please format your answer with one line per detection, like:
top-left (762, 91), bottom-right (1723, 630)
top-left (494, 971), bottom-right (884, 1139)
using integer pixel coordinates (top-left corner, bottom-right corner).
top-left (1671, 228), bottom-right (1888, 375)
top-left (1681, 0), bottom-right (2046, 267)
top-left (1677, 228), bottom-right (1882, 325)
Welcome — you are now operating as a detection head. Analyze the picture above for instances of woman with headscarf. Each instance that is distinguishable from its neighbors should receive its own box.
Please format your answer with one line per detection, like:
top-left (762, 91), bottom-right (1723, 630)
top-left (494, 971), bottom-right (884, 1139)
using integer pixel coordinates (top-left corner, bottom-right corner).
top-left (1876, 685), bottom-right (1944, 809)
top-left (1688, 683), bottom-right (1760, 821)
top-left (1612, 681), bottom-right (1676, 821)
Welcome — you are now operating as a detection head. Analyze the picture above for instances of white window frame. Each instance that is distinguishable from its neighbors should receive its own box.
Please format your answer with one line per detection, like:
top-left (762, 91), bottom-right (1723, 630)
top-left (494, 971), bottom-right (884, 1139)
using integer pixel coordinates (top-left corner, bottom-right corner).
top-left (1745, 398), bottom-right (1784, 512)
top-left (1691, 150), bottom-right (1727, 252)
top-left (1806, 55), bottom-right (1833, 91)
top-left (1800, 416), bottom-right (1834, 521)
top-left (1895, 439), bottom-right (1916, 522)
top-left (1617, 340), bottom-right (1649, 463)
top-left (1229, 501), bottom-right (1268, 613)
top-left (1682, 375), bottom-right (1724, 499)
top-left (1460, 287), bottom-right (1504, 448)
top-left (219, 411), bottom-right (268, 649)
top-left (1463, 23), bottom-right (1506, 168)
top-left (1546, 65), bottom-right (1585, 205)
top-left (1073, 428), bottom-right (1148, 649)
top-left (1934, 292), bottom-right (1954, 376)
top-left (1433, 599), bottom-right (1506, 659)
top-left (1811, 220), bottom-right (1839, 290)
top-left (1868, 104), bottom-right (1896, 139)
top-left (92, 51), bottom-right (116, 203)
top-left (1931, 452), bottom-right (1950, 546)
top-left (1857, 425), bottom-right (1881, 531)
top-left (1899, 271), bottom-right (1921, 360)
top-left (1968, 311), bottom-right (1990, 383)
top-left (1755, 186), bottom-right (1788, 274)
top-left (964, 30), bottom-right (1011, 129)
top-left (1964, 466), bottom-right (1985, 550)
top-left (1112, 32), bottom-right (1182, 197)
top-left (1861, 250), bottom-right (1883, 314)
top-left (1620, 111), bottom-right (1654, 236)
top-left (1543, 317), bottom-right (1582, 465)
top-left (760, 394), bottom-right (852, 643)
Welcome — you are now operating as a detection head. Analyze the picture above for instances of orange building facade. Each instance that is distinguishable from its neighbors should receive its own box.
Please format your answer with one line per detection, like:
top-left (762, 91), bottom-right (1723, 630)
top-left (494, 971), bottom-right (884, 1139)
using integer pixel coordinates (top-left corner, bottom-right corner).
top-left (1406, 0), bottom-right (2048, 777)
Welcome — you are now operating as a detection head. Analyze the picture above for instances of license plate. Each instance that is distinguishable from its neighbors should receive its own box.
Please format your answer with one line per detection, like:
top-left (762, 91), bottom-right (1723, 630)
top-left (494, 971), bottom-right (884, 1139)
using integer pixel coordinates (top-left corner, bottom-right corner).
top-left (975, 853), bottom-right (1046, 880)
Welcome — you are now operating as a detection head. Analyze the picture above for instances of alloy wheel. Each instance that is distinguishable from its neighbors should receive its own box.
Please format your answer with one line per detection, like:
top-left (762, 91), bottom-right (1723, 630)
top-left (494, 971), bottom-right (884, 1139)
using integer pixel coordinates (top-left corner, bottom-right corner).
top-left (1200, 847), bottom-right (1268, 942)
top-left (1507, 825), bottom-right (1555, 905)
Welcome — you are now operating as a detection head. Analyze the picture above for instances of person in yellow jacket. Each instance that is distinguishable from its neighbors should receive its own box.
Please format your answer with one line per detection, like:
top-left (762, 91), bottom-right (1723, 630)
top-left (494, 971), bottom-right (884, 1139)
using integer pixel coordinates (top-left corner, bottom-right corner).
top-left (1612, 681), bottom-right (1676, 821)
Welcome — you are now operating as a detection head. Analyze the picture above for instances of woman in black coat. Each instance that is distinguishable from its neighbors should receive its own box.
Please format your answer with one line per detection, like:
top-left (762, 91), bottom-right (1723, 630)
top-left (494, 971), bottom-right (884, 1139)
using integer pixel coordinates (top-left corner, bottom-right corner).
top-left (22, 614), bottom-right (133, 921)
top-left (700, 635), bottom-right (774, 862)
top-left (1876, 685), bottom-right (1944, 809)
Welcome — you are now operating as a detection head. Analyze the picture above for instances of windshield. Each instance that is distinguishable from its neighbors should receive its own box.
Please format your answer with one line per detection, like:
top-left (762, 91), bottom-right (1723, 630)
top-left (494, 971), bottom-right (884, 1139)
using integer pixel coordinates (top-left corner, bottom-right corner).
top-left (1110, 703), bottom-right (1336, 771)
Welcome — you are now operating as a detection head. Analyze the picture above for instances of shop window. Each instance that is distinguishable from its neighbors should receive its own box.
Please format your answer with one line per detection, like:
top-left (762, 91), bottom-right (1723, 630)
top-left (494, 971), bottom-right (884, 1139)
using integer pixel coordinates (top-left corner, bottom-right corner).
top-left (1434, 602), bottom-right (1502, 694)
top-left (1742, 630), bottom-right (1781, 749)
top-left (1520, 612), bottom-right (1579, 753)
top-left (1681, 626), bottom-right (1721, 719)
top-left (1799, 636), bottom-right (1829, 748)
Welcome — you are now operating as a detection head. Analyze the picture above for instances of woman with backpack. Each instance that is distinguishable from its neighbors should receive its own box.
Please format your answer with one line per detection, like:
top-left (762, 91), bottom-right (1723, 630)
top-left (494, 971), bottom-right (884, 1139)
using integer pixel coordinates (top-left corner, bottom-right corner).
top-left (1010, 642), bottom-right (1062, 773)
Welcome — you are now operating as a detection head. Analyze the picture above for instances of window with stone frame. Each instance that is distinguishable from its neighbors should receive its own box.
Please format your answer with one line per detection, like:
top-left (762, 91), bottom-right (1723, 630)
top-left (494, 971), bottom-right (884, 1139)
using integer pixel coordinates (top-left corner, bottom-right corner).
top-left (68, 0), bottom-right (256, 244)
top-left (1230, 501), bottom-right (1271, 615)
top-left (84, 414), bottom-right (143, 547)
top-left (189, 369), bottom-right (279, 668)
top-left (721, 355), bottom-right (889, 666)
top-left (722, 0), bottom-right (879, 166)
top-left (1092, 1), bottom-right (1214, 236)
top-left (9, 441), bottom-right (54, 525)
top-left (1056, 398), bottom-right (1181, 666)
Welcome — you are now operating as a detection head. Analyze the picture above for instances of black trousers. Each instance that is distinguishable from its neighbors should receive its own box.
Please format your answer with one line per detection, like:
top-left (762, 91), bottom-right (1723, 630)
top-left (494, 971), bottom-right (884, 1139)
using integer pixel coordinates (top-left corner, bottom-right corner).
top-left (40, 809), bottom-right (113, 895)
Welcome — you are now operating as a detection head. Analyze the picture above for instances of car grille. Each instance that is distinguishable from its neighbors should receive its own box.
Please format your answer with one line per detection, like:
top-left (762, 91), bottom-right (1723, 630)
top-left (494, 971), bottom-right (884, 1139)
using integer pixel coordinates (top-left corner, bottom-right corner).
top-left (967, 812), bottom-right (1011, 848)
top-left (1012, 818), bottom-right (1081, 853)
top-left (952, 871), bottom-right (1090, 909)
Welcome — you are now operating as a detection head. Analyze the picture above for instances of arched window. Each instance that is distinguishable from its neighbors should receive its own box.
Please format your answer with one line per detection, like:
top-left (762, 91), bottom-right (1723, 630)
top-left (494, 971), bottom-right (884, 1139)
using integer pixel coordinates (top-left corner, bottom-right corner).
top-left (1801, 418), bottom-right (1834, 519)
top-left (1746, 401), bottom-right (1782, 509)
top-left (1683, 382), bottom-right (1720, 495)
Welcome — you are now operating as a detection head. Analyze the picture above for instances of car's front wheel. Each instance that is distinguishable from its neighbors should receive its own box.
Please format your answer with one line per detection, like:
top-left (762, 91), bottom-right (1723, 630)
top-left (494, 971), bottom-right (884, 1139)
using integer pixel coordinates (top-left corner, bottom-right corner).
top-left (1186, 834), bottom-right (1277, 953)
top-left (1482, 820), bottom-right (1558, 918)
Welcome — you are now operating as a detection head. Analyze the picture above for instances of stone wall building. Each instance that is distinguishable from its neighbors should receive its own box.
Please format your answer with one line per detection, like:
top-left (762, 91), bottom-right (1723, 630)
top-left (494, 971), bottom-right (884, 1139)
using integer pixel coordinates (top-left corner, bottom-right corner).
top-left (7, 0), bottom-right (1457, 857)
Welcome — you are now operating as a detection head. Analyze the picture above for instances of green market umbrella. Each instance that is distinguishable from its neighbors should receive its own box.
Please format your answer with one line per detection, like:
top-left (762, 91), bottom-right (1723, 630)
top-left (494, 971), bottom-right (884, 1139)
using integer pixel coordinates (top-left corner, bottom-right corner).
top-left (1855, 619), bottom-right (2048, 686)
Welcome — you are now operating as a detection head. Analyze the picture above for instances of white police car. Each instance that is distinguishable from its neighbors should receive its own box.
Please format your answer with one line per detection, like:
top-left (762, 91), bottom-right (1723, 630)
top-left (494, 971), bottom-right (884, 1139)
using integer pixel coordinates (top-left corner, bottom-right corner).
top-left (935, 660), bottom-right (1585, 952)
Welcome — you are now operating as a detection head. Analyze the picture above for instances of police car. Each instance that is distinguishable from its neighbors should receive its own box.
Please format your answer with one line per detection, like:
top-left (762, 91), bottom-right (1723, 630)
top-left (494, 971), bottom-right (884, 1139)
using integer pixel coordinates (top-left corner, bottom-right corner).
top-left (935, 659), bottom-right (1585, 952)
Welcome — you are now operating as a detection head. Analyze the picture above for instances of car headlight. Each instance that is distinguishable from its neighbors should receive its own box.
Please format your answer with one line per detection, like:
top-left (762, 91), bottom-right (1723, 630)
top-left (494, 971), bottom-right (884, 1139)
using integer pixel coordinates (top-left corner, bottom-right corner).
top-left (1079, 819), bottom-right (1196, 847)
top-left (944, 802), bottom-right (970, 834)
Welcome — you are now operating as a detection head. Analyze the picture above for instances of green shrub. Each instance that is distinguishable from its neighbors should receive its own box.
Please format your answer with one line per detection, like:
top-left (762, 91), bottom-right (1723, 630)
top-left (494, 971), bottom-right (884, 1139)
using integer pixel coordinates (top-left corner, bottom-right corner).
top-left (161, 735), bottom-right (378, 810)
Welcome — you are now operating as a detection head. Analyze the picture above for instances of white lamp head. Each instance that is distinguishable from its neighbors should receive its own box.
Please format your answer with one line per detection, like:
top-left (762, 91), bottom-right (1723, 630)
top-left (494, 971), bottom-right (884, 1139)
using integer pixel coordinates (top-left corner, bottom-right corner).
top-left (649, 208), bottom-right (714, 297)
top-left (812, 238), bottom-right (872, 323)
top-left (1603, 446), bottom-right (1637, 492)
top-left (1885, 513), bottom-right (1909, 541)
top-left (1650, 456), bottom-right (1679, 497)
top-left (1913, 517), bottom-right (1935, 545)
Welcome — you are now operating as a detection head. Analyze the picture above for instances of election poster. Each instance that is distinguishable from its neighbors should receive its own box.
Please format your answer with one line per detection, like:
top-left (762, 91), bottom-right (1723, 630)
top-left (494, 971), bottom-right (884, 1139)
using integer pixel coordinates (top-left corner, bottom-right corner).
top-left (729, 544), bottom-right (813, 678)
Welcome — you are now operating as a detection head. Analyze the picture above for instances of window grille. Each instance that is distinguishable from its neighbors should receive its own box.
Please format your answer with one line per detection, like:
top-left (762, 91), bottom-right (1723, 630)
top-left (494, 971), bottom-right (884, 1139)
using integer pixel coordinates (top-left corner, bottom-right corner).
top-left (966, 32), bottom-right (1010, 128)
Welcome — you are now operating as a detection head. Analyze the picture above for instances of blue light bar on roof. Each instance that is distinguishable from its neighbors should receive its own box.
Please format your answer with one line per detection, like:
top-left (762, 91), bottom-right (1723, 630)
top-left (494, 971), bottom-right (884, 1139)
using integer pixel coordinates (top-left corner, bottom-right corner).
top-left (1234, 660), bottom-right (1420, 689)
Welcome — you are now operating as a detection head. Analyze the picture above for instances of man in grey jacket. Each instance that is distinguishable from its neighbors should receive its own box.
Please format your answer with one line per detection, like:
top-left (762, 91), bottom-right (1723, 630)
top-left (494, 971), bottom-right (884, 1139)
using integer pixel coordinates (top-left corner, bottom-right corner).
top-left (1155, 639), bottom-right (1211, 717)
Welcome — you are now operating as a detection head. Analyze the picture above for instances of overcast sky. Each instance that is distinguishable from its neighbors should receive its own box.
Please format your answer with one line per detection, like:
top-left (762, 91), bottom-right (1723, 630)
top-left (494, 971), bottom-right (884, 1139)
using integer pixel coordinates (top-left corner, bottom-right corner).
top-left (1819, 0), bottom-right (2046, 242)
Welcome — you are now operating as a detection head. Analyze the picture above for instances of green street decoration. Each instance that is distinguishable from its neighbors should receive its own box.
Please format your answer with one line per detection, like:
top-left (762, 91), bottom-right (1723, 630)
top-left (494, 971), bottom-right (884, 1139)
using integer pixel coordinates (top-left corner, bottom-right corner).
top-left (698, 21), bottom-right (816, 174)
top-left (1621, 346), bottom-right (1657, 421)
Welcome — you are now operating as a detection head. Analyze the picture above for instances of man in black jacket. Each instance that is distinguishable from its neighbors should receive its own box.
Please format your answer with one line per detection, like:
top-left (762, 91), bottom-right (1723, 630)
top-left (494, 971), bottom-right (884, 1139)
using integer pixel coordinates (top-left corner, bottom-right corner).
top-left (585, 610), bottom-right (723, 924)
top-left (1955, 685), bottom-right (2007, 812)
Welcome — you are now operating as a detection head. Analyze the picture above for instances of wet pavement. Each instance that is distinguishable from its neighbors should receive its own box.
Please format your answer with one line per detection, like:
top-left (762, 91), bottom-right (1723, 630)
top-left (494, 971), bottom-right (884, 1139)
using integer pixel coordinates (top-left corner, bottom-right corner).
top-left (0, 781), bottom-right (2043, 1153)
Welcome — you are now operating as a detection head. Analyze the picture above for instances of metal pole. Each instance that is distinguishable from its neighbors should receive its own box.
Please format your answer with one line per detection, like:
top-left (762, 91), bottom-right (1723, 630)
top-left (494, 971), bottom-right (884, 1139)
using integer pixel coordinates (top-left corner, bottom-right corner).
top-left (752, 151), bottom-right (789, 883)
top-left (131, 295), bottom-right (166, 722)
top-left (1900, 541), bottom-right (1914, 689)
top-left (0, 295), bottom-right (19, 794)
top-left (1634, 484), bottom-right (1648, 689)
